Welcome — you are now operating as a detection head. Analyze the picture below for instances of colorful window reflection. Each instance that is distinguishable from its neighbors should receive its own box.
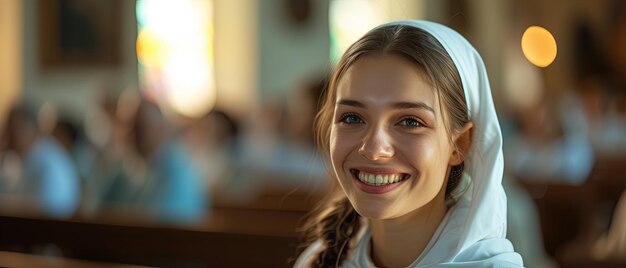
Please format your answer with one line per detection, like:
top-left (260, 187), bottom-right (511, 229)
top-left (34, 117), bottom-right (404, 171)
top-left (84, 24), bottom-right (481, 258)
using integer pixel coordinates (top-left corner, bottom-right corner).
top-left (136, 0), bottom-right (215, 118)
top-left (329, 0), bottom-right (383, 63)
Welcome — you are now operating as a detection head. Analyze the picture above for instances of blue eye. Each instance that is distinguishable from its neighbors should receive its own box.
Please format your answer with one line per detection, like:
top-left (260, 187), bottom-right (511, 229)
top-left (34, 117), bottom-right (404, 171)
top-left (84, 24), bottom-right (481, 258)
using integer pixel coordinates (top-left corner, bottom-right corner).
top-left (340, 113), bottom-right (363, 124)
top-left (399, 117), bottom-right (423, 128)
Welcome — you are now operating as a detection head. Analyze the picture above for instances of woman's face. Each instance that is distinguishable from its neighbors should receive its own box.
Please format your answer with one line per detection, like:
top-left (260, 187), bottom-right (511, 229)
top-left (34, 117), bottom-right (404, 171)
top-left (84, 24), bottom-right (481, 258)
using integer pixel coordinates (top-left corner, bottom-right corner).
top-left (330, 53), bottom-right (456, 220)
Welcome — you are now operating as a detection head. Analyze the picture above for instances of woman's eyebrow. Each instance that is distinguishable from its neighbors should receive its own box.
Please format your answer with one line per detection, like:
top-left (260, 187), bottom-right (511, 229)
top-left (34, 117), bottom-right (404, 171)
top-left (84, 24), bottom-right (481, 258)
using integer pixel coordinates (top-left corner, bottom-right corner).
top-left (391, 101), bottom-right (435, 114)
top-left (337, 99), bottom-right (434, 114)
top-left (336, 99), bottom-right (364, 107)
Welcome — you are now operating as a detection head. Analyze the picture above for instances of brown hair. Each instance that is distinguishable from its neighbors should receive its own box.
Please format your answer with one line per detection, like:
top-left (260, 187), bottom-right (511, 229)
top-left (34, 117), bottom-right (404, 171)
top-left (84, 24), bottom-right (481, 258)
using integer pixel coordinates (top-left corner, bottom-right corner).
top-left (299, 24), bottom-right (469, 267)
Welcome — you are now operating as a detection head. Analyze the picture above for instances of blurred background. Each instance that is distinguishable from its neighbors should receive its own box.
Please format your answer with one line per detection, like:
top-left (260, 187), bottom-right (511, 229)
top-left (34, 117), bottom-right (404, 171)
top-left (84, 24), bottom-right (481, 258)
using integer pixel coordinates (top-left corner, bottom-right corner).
top-left (0, 0), bottom-right (625, 267)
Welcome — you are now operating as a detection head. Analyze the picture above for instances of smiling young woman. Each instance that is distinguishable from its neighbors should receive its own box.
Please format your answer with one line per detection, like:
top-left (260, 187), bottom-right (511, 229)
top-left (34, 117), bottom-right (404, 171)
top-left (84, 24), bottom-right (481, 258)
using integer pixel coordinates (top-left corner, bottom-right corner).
top-left (294, 20), bottom-right (524, 268)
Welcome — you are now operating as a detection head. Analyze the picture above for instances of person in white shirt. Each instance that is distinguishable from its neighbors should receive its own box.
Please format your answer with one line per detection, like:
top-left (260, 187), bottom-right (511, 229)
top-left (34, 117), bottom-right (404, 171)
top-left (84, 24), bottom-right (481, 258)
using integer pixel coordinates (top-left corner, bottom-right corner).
top-left (295, 20), bottom-right (523, 267)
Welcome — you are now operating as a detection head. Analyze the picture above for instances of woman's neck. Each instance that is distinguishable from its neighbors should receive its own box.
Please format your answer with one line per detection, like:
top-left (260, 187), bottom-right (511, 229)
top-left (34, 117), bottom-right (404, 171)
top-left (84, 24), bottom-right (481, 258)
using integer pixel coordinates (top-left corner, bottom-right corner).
top-left (368, 192), bottom-right (448, 268)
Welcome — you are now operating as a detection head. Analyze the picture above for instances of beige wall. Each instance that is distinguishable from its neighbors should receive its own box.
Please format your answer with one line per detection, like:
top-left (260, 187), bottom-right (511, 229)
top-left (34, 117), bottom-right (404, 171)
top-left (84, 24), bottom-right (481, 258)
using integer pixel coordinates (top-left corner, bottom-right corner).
top-left (258, 0), bottom-right (330, 98)
top-left (21, 0), bottom-right (138, 123)
top-left (213, 0), bottom-right (259, 119)
top-left (0, 0), bottom-right (22, 125)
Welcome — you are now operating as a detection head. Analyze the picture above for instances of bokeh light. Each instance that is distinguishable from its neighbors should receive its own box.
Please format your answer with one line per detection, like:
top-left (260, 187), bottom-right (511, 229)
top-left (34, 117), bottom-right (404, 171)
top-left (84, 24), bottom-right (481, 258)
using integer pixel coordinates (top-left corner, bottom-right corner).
top-left (329, 0), bottom-right (383, 63)
top-left (521, 26), bottom-right (557, 68)
top-left (136, 0), bottom-right (215, 118)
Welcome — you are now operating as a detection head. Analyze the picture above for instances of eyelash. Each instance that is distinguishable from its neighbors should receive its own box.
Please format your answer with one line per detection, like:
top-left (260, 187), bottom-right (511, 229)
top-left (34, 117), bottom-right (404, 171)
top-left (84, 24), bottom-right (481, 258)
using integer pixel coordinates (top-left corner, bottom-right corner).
top-left (398, 116), bottom-right (425, 128)
top-left (338, 113), bottom-right (425, 128)
top-left (339, 113), bottom-right (363, 125)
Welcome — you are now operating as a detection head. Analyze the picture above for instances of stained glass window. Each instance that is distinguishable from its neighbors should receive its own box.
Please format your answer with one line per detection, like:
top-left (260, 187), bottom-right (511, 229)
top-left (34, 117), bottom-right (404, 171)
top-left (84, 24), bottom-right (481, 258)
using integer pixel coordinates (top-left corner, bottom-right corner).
top-left (136, 0), bottom-right (215, 118)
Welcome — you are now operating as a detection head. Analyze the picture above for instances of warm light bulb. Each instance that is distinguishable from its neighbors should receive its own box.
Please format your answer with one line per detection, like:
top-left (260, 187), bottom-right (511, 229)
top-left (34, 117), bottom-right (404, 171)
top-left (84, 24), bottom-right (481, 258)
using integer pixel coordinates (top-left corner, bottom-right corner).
top-left (521, 26), bottom-right (557, 68)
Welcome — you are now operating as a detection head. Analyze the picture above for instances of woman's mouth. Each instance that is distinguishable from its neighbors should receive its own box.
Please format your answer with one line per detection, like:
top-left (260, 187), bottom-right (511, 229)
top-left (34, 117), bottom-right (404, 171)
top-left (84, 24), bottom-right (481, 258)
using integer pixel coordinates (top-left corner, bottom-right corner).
top-left (350, 169), bottom-right (409, 186)
top-left (349, 169), bottom-right (410, 194)
top-left (350, 168), bottom-right (410, 184)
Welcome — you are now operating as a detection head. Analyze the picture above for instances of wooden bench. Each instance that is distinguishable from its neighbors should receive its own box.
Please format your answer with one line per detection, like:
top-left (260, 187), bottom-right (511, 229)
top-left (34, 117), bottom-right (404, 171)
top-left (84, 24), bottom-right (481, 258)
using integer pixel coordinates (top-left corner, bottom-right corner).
top-left (518, 156), bottom-right (626, 267)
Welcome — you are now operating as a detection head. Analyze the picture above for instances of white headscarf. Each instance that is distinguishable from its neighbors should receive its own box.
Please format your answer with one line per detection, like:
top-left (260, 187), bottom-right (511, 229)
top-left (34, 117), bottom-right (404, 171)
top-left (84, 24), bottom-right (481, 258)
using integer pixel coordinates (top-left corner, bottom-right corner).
top-left (294, 20), bottom-right (523, 267)
top-left (378, 20), bottom-right (523, 267)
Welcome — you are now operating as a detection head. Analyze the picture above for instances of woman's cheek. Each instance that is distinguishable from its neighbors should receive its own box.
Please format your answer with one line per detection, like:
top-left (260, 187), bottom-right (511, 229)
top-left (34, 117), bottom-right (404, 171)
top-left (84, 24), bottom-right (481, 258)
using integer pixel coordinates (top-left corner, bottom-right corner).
top-left (330, 130), bottom-right (348, 157)
top-left (400, 137), bottom-right (437, 166)
top-left (329, 127), bottom-right (344, 167)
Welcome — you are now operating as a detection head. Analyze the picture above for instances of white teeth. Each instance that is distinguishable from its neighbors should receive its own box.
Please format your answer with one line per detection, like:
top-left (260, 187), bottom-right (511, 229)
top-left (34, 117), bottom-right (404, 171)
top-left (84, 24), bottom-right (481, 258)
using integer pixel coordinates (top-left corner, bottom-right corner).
top-left (356, 171), bottom-right (405, 186)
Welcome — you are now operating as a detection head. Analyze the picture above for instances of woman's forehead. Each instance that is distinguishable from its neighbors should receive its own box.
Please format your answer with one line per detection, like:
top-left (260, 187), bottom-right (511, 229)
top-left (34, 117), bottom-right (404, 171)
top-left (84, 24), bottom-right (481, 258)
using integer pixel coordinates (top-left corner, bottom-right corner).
top-left (335, 54), bottom-right (437, 109)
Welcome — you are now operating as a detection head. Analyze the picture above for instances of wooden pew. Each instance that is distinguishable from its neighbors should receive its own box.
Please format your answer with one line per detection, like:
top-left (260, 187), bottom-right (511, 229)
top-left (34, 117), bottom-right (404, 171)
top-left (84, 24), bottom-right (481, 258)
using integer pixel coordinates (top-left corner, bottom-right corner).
top-left (0, 250), bottom-right (149, 268)
top-left (518, 156), bottom-right (626, 267)
top-left (0, 209), bottom-right (302, 267)
top-left (0, 170), bottom-right (328, 267)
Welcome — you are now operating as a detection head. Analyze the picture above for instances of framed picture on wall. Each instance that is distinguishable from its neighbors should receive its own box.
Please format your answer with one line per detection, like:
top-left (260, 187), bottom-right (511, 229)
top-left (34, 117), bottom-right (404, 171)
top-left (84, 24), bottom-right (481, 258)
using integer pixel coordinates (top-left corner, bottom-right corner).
top-left (38, 0), bottom-right (122, 69)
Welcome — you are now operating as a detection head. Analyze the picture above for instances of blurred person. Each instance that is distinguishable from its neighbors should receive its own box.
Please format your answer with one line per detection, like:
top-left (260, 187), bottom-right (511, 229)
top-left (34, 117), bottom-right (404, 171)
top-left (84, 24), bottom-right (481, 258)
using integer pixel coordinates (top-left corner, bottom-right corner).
top-left (79, 91), bottom-right (135, 215)
top-left (51, 115), bottom-right (97, 180)
top-left (100, 98), bottom-right (208, 224)
top-left (295, 21), bottom-right (523, 267)
top-left (504, 97), bottom-right (594, 185)
top-left (0, 103), bottom-right (80, 218)
top-left (285, 76), bottom-right (327, 147)
top-left (183, 109), bottom-right (239, 195)
top-left (51, 119), bottom-right (79, 154)
top-left (225, 97), bottom-right (327, 202)
top-left (218, 98), bottom-right (284, 200)
top-left (562, 18), bottom-right (626, 156)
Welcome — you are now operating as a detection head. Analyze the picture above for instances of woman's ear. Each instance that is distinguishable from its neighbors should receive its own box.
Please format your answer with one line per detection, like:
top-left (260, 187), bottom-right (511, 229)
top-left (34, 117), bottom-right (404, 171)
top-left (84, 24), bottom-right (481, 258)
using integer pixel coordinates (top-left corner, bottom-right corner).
top-left (449, 122), bottom-right (473, 165)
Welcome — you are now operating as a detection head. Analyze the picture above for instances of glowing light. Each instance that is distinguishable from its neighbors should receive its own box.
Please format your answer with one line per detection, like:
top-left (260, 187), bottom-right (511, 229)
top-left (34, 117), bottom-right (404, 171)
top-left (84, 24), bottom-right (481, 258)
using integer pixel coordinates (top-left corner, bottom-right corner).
top-left (136, 29), bottom-right (167, 68)
top-left (330, 0), bottom-right (382, 62)
top-left (136, 0), bottom-right (214, 118)
top-left (521, 26), bottom-right (557, 68)
top-left (164, 50), bottom-right (216, 118)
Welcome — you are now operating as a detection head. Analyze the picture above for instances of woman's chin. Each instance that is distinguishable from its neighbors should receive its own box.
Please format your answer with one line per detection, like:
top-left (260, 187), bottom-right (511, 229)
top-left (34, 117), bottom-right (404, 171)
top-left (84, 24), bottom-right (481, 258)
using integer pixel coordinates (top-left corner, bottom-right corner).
top-left (352, 202), bottom-right (398, 220)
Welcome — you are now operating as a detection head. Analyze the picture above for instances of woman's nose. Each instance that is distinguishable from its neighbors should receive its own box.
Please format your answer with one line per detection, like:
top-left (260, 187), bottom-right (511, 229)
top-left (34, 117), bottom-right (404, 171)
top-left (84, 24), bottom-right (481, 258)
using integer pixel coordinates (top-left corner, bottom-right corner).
top-left (358, 126), bottom-right (394, 161)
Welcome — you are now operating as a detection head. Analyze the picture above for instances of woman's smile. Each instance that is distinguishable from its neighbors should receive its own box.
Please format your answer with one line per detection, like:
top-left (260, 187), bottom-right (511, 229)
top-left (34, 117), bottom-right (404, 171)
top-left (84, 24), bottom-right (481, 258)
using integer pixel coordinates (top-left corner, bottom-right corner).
top-left (349, 167), bottom-right (411, 194)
